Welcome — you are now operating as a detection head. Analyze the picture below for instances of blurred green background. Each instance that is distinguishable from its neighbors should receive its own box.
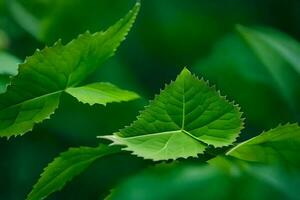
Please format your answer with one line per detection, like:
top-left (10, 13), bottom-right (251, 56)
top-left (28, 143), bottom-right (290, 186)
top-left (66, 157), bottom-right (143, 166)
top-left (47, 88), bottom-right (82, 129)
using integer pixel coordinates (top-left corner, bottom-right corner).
top-left (1, 0), bottom-right (300, 199)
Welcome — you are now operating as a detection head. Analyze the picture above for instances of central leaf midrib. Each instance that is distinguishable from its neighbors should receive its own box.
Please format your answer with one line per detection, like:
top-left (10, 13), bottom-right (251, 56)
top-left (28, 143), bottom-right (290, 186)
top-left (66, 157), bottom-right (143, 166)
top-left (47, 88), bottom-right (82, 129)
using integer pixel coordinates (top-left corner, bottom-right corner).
top-left (30, 156), bottom-right (101, 199)
top-left (118, 129), bottom-right (207, 146)
top-left (118, 77), bottom-right (207, 145)
top-left (0, 7), bottom-right (138, 114)
top-left (0, 90), bottom-right (63, 112)
top-left (180, 76), bottom-right (205, 144)
top-left (181, 77), bottom-right (185, 129)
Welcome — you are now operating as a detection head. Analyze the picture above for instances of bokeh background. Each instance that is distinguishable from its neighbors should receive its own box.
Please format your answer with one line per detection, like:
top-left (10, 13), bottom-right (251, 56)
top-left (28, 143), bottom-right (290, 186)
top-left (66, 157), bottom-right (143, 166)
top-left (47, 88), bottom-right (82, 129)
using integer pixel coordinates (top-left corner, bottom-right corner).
top-left (1, 0), bottom-right (300, 199)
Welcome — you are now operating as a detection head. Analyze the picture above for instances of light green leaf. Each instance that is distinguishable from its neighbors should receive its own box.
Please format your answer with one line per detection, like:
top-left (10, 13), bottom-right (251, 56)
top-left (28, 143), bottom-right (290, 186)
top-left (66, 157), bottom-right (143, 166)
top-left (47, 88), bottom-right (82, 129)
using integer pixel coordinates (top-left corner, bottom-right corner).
top-left (237, 25), bottom-right (300, 115)
top-left (0, 2), bottom-right (140, 138)
top-left (0, 51), bottom-right (19, 75)
top-left (227, 123), bottom-right (300, 167)
top-left (0, 51), bottom-right (20, 93)
top-left (66, 82), bottom-right (139, 106)
top-left (27, 144), bottom-right (121, 200)
top-left (101, 68), bottom-right (243, 161)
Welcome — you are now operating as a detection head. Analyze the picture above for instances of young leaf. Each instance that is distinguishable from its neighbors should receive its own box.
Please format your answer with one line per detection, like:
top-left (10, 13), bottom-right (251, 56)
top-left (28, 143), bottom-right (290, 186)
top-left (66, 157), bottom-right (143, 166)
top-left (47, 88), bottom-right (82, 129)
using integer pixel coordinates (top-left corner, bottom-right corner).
top-left (27, 144), bottom-right (121, 200)
top-left (237, 25), bottom-right (300, 115)
top-left (227, 123), bottom-right (300, 167)
top-left (0, 2), bottom-right (140, 138)
top-left (101, 68), bottom-right (243, 161)
top-left (66, 82), bottom-right (139, 106)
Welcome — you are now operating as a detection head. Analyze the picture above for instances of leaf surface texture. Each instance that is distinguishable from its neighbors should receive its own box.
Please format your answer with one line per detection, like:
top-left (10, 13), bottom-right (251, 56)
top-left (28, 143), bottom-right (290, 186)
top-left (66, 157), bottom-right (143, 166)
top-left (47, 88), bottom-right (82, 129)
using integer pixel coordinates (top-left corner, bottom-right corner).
top-left (0, 3), bottom-right (140, 137)
top-left (103, 68), bottom-right (243, 161)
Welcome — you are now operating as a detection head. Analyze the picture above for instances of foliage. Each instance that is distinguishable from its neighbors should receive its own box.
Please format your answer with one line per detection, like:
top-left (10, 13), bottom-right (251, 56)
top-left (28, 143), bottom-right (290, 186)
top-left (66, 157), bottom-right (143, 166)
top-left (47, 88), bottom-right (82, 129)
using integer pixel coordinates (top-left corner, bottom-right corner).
top-left (1, 1), bottom-right (300, 199)
top-left (107, 162), bottom-right (300, 200)
top-left (28, 67), bottom-right (300, 199)
top-left (27, 145), bottom-right (121, 200)
top-left (0, 3), bottom-right (140, 138)
top-left (227, 123), bottom-right (300, 167)
top-left (102, 68), bottom-right (243, 161)
top-left (237, 25), bottom-right (300, 118)
top-left (0, 51), bottom-right (19, 93)
top-left (194, 25), bottom-right (300, 128)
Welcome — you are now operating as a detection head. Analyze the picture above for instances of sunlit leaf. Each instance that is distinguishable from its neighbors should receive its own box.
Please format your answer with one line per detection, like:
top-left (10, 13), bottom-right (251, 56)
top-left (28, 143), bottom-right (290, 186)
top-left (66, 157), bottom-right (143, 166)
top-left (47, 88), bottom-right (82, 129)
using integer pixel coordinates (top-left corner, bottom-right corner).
top-left (66, 82), bottom-right (139, 106)
top-left (101, 68), bottom-right (243, 161)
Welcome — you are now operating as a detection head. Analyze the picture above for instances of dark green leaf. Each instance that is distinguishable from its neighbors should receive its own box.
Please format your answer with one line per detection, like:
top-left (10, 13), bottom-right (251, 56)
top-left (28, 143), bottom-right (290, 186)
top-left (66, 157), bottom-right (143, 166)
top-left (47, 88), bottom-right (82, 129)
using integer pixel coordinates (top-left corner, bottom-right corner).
top-left (27, 144), bottom-right (121, 200)
top-left (0, 3), bottom-right (140, 138)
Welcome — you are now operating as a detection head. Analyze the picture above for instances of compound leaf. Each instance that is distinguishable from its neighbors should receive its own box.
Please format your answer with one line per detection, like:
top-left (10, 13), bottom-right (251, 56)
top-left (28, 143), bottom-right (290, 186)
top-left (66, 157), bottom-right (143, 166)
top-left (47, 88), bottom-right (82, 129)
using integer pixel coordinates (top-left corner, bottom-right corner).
top-left (102, 68), bottom-right (243, 161)
top-left (27, 144), bottom-right (121, 200)
top-left (0, 2), bottom-right (140, 138)
top-left (227, 123), bottom-right (300, 167)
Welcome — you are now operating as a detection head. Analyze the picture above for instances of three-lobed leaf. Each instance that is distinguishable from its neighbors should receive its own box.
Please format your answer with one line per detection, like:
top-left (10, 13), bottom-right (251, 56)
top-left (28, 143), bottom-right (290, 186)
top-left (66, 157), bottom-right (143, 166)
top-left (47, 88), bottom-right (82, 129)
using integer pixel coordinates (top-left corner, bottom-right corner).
top-left (27, 144), bottom-right (121, 200)
top-left (0, 2), bottom-right (140, 138)
top-left (102, 68), bottom-right (243, 161)
top-left (227, 123), bottom-right (300, 167)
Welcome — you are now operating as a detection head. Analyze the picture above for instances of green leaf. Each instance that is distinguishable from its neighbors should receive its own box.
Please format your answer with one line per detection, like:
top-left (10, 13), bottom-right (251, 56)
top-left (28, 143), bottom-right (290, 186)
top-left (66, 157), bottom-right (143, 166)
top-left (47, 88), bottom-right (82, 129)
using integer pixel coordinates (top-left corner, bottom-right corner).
top-left (7, 0), bottom-right (40, 38)
top-left (0, 51), bottom-right (20, 93)
top-left (66, 82), bottom-right (139, 106)
top-left (236, 25), bottom-right (300, 116)
top-left (193, 33), bottom-right (292, 128)
top-left (27, 144), bottom-right (121, 200)
top-left (0, 2), bottom-right (140, 138)
top-left (0, 75), bottom-right (10, 93)
top-left (0, 30), bottom-right (9, 50)
top-left (101, 68), bottom-right (243, 161)
top-left (107, 163), bottom-right (299, 200)
top-left (0, 51), bottom-right (19, 75)
top-left (227, 123), bottom-right (300, 167)
top-left (208, 156), bottom-right (300, 200)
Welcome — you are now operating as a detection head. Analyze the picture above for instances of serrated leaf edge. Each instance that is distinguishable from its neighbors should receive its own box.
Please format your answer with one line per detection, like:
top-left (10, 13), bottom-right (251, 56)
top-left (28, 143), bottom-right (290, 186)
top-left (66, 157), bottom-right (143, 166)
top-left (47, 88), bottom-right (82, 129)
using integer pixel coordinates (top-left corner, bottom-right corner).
top-left (100, 68), bottom-right (244, 161)
top-left (1, 2), bottom-right (140, 138)
top-left (26, 144), bottom-right (121, 200)
top-left (226, 122), bottom-right (299, 156)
